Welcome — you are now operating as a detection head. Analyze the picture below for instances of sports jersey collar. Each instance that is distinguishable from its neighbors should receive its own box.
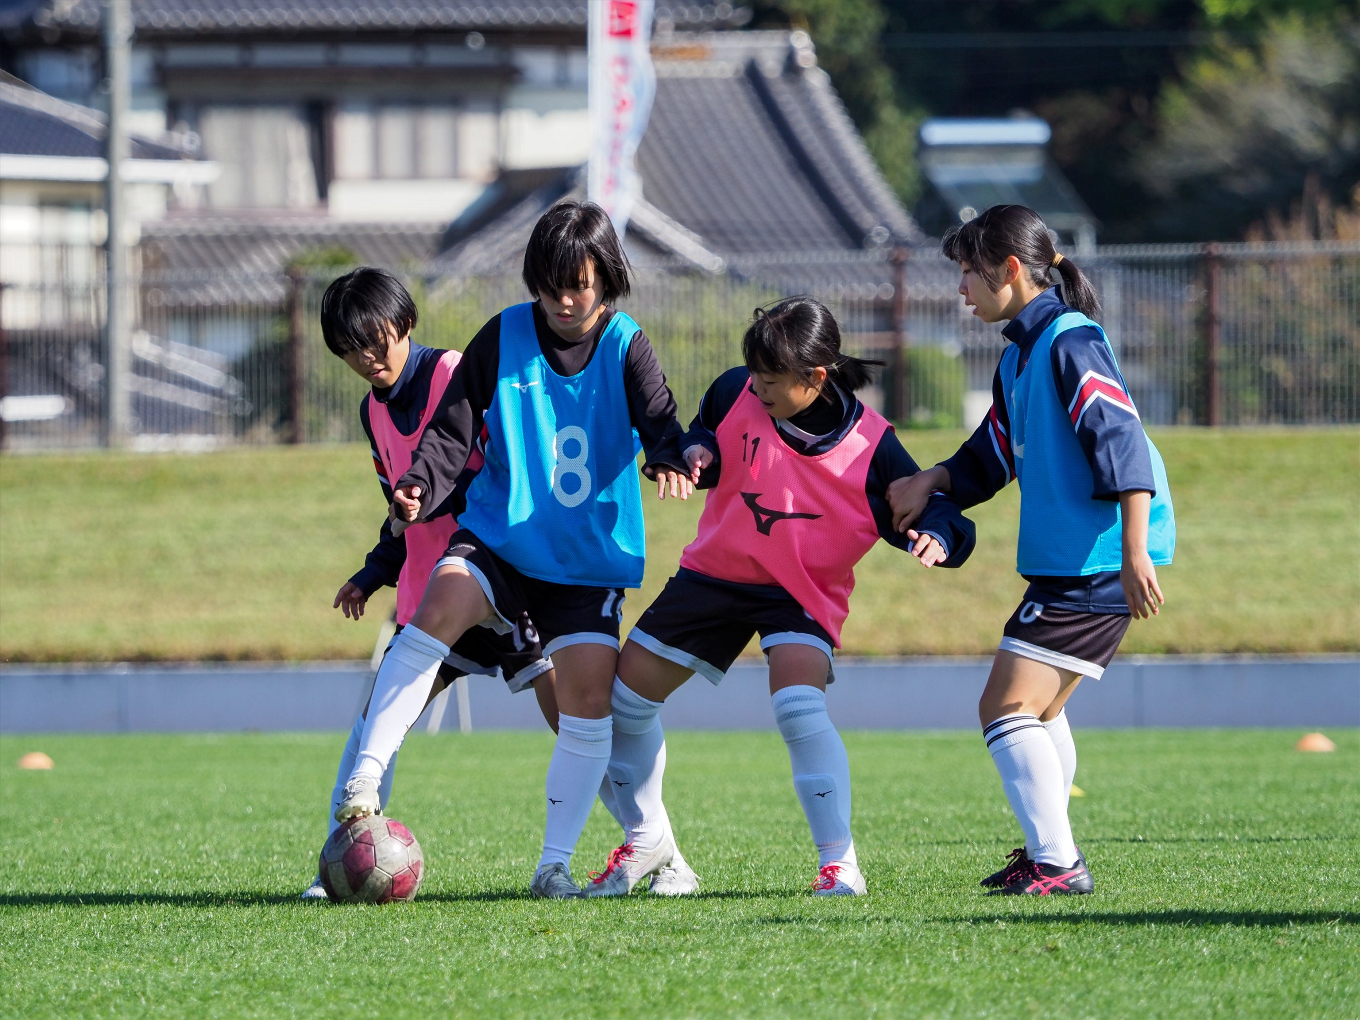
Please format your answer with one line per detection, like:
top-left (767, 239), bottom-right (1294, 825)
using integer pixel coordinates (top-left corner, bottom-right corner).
top-left (372, 340), bottom-right (434, 407)
top-left (771, 381), bottom-right (863, 456)
top-left (1002, 287), bottom-right (1070, 371)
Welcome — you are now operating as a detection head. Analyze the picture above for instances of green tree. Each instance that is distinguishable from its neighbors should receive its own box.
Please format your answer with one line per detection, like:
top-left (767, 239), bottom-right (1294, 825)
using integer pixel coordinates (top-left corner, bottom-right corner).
top-left (751, 0), bottom-right (924, 206)
top-left (1136, 13), bottom-right (1360, 240)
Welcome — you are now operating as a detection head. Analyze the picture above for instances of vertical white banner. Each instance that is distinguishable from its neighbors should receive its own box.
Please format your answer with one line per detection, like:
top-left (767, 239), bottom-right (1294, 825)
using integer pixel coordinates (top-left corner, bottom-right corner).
top-left (588, 0), bottom-right (656, 238)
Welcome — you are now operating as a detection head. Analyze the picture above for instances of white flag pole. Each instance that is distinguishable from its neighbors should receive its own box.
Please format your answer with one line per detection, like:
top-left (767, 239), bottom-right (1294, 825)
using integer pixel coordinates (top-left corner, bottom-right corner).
top-left (588, 0), bottom-right (656, 238)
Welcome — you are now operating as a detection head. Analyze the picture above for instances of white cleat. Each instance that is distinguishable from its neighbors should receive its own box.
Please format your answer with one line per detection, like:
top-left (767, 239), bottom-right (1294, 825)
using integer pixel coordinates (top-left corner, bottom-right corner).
top-left (650, 847), bottom-right (700, 896)
top-left (811, 861), bottom-right (867, 897)
top-left (333, 775), bottom-right (381, 824)
top-left (530, 862), bottom-right (584, 899)
top-left (585, 834), bottom-right (681, 898)
top-left (300, 876), bottom-right (328, 901)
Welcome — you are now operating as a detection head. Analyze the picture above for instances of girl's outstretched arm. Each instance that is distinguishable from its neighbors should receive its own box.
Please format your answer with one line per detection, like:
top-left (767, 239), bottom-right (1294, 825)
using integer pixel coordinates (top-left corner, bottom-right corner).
top-left (869, 432), bottom-right (976, 567)
top-left (1119, 489), bottom-right (1164, 618)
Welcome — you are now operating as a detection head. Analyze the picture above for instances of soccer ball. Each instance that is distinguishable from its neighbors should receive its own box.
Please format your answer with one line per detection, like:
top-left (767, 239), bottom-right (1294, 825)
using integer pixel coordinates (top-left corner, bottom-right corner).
top-left (319, 816), bottom-right (424, 904)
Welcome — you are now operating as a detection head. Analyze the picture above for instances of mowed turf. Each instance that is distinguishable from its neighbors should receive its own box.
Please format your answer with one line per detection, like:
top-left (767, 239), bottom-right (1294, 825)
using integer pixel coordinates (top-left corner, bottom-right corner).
top-left (1, 428), bottom-right (1356, 660)
top-left (1, 730), bottom-right (1356, 1018)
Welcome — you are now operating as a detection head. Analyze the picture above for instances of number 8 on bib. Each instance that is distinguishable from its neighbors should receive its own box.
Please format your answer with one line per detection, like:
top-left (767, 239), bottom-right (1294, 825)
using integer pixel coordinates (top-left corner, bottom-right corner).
top-left (552, 426), bottom-right (592, 507)
top-left (460, 302), bottom-right (647, 588)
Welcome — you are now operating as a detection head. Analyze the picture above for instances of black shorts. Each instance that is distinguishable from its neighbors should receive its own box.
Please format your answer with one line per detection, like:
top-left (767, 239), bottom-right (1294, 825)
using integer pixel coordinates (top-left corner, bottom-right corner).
top-left (389, 617), bottom-right (551, 695)
top-left (1000, 598), bottom-right (1131, 679)
top-left (629, 569), bottom-right (835, 686)
top-left (436, 529), bottom-right (625, 656)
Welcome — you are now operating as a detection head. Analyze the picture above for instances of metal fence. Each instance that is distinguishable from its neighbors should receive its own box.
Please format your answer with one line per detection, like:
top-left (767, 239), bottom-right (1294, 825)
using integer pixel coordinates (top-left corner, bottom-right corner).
top-left (2, 242), bottom-right (1357, 450)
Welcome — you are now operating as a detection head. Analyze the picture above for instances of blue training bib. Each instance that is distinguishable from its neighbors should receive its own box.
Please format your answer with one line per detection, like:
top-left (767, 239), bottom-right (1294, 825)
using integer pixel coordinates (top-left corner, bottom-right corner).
top-left (459, 303), bottom-right (646, 588)
top-left (1000, 311), bottom-right (1176, 576)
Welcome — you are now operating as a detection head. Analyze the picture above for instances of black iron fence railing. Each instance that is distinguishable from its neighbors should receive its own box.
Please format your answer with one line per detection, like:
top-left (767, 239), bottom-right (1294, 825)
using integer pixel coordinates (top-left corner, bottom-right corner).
top-left (2, 242), bottom-right (1357, 450)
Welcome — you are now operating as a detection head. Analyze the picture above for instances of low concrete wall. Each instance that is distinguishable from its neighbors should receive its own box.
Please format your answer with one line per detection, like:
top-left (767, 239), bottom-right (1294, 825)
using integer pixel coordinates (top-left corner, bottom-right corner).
top-left (2, 657), bottom-right (1356, 732)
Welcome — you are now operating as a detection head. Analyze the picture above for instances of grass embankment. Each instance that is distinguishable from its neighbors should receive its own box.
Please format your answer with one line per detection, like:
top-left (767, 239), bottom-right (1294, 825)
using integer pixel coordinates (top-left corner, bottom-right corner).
top-left (1, 429), bottom-right (1356, 661)
top-left (2, 729), bottom-right (1357, 1018)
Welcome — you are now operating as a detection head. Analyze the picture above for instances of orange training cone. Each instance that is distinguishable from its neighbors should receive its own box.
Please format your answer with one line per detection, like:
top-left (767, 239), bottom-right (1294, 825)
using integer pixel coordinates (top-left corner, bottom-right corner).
top-left (1295, 733), bottom-right (1336, 753)
top-left (18, 752), bottom-right (54, 770)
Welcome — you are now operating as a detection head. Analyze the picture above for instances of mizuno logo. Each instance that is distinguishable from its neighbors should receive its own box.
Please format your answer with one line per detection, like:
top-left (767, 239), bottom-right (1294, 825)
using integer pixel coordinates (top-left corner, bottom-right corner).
top-left (548, 797), bottom-right (562, 805)
top-left (740, 492), bottom-right (822, 536)
top-left (814, 790), bottom-right (832, 798)
top-left (510, 380), bottom-right (540, 391)
top-left (612, 780), bottom-right (629, 787)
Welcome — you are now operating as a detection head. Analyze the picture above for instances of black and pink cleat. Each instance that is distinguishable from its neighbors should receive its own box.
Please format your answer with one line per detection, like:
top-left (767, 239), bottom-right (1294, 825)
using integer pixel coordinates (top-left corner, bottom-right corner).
top-left (989, 854), bottom-right (1093, 895)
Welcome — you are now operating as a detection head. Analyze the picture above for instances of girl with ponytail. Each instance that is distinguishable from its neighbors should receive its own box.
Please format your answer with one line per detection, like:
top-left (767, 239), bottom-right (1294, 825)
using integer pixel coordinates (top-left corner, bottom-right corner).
top-left (581, 297), bottom-right (976, 899)
top-left (891, 204), bottom-right (1176, 896)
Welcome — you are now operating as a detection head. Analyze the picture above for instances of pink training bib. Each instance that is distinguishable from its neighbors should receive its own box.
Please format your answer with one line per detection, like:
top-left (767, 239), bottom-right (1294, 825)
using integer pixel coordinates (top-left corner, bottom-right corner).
top-left (680, 383), bottom-right (890, 645)
top-left (367, 350), bottom-right (460, 625)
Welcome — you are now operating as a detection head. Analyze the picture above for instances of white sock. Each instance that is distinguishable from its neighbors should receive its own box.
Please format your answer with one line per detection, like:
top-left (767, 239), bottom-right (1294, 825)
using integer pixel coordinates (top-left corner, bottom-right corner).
top-left (772, 685), bottom-right (856, 868)
top-left (606, 678), bottom-right (670, 852)
top-left (329, 713), bottom-right (396, 837)
top-left (538, 714), bottom-right (612, 870)
top-left (985, 713), bottom-right (1077, 867)
top-left (1043, 709), bottom-right (1077, 805)
top-left (597, 776), bottom-right (624, 830)
top-left (351, 625), bottom-right (450, 783)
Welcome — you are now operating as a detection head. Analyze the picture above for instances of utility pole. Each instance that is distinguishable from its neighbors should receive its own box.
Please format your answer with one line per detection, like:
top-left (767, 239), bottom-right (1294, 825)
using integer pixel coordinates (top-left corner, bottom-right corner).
top-left (103, 0), bottom-right (132, 446)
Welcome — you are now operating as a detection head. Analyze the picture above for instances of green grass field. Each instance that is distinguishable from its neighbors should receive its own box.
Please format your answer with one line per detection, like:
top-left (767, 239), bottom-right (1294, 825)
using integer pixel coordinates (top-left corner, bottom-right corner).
top-left (1, 428), bottom-right (1356, 660)
top-left (2, 730), bottom-right (1356, 1018)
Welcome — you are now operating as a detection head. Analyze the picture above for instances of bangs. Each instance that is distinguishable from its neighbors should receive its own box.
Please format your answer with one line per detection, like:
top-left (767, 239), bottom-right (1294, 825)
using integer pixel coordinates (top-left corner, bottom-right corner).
top-left (522, 201), bottom-right (631, 303)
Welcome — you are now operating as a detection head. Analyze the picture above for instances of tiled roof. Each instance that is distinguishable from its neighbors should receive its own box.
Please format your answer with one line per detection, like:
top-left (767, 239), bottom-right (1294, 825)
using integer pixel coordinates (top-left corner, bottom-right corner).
top-left (435, 31), bottom-right (920, 280)
top-left (139, 217), bottom-right (447, 304)
top-left (18, 1), bottom-right (750, 35)
top-left (0, 76), bottom-right (197, 159)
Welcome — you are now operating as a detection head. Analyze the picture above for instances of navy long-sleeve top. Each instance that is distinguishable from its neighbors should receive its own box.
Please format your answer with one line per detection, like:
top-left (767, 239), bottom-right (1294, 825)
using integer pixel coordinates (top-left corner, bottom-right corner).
top-left (939, 287), bottom-right (1155, 613)
top-left (349, 340), bottom-right (472, 598)
top-left (683, 367), bottom-right (976, 568)
top-left (397, 304), bottom-right (688, 516)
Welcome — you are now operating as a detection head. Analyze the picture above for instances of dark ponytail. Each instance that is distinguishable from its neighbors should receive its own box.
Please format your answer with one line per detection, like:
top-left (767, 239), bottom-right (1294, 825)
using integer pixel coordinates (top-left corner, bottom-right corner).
top-left (941, 204), bottom-right (1101, 319)
top-left (742, 297), bottom-right (881, 393)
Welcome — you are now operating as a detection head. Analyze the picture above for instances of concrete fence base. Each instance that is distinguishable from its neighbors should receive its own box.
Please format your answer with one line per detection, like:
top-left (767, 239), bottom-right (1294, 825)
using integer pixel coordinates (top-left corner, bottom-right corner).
top-left (2, 657), bottom-right (1356, 733)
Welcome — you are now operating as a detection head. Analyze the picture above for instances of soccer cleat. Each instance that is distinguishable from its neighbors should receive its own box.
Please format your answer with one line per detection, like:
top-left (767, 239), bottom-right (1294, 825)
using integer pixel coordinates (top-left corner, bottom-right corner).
top-left (811, 861), bottom-right (867, 896)
top-left (981, 846), bottom-right (1086, 888)
top-left (585, 834), bottom-right (680, 898)
top-left (300, 876), bottom-right (328, 901)
top-left (980, 847), bottom-right (1030, 888)
top-left (650, 847), bottom-right (700, 897)
top-left (333, 775), bottom-right (382, 823)
top-left (530, 862), bottom-right (584, 899)
top-left (990, 856), bottom-right (1093, 896)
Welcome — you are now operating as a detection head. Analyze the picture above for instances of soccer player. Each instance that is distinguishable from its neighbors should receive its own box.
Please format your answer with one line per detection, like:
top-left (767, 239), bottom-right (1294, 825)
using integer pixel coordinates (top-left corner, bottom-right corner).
top-left (585, 298), bottom-right (977, 897)
top-left (301, 267), bottom-right (565, 899)
top-left (890, 205), bottom-right (1175, 895)
top-left (333, 202), bottom-right (700, 899)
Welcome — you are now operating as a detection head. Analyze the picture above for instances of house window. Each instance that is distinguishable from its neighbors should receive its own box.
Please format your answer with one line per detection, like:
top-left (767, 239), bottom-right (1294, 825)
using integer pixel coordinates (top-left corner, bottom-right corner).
top-left (332, 102), bottom-right (494, 181)
top-left (197, 105), bottom-right (320, 209)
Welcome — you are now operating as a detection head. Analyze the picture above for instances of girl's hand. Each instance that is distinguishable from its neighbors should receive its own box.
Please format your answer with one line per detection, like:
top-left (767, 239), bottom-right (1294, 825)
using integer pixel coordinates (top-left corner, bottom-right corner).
top-left (889, 471), bottom-right (938, 533)
top-left (906, 530), bottom-right (947, 568)
top-left (655, 468), bottom-right (694, 501)
top-left (683, 444), bottom-right (713, 484)
top-left (333, 581), bottom-right (368, 621)
top-left (393, 485), bottom-right (422, 522)
top-left (386, 503), bottom-right (411, 538)
top-left (1121, 551), bottom-right (1164, 619)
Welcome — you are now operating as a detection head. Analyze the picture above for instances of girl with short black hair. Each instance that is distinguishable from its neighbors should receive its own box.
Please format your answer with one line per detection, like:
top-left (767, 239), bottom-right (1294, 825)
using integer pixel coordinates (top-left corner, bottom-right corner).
top-left (584, 297), bottom-right (976, 898)
top-left (331, 202), bottom-right (701, 899)
top-left (891, 204), bottom-right (1176, 896)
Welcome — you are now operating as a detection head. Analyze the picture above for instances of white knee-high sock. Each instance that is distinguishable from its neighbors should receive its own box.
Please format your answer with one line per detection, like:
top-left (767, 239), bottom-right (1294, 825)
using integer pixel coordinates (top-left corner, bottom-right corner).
top-left (538, 714), bottom-right (612, 870)
top-left (597, 776), bottom-right (624, 829)
top-left (606, 678), bottom-right (670, 852)
top-left (329, 713), bottom-right (397, 836)
top-left (772, 685), bottom-right (856, 868)
top-left (984, 713), bottom-right (1077, 867)
top-left (1043, 709), bottom-right (1077, 805)
top-left (352, 625), bottom-right (450, 783)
